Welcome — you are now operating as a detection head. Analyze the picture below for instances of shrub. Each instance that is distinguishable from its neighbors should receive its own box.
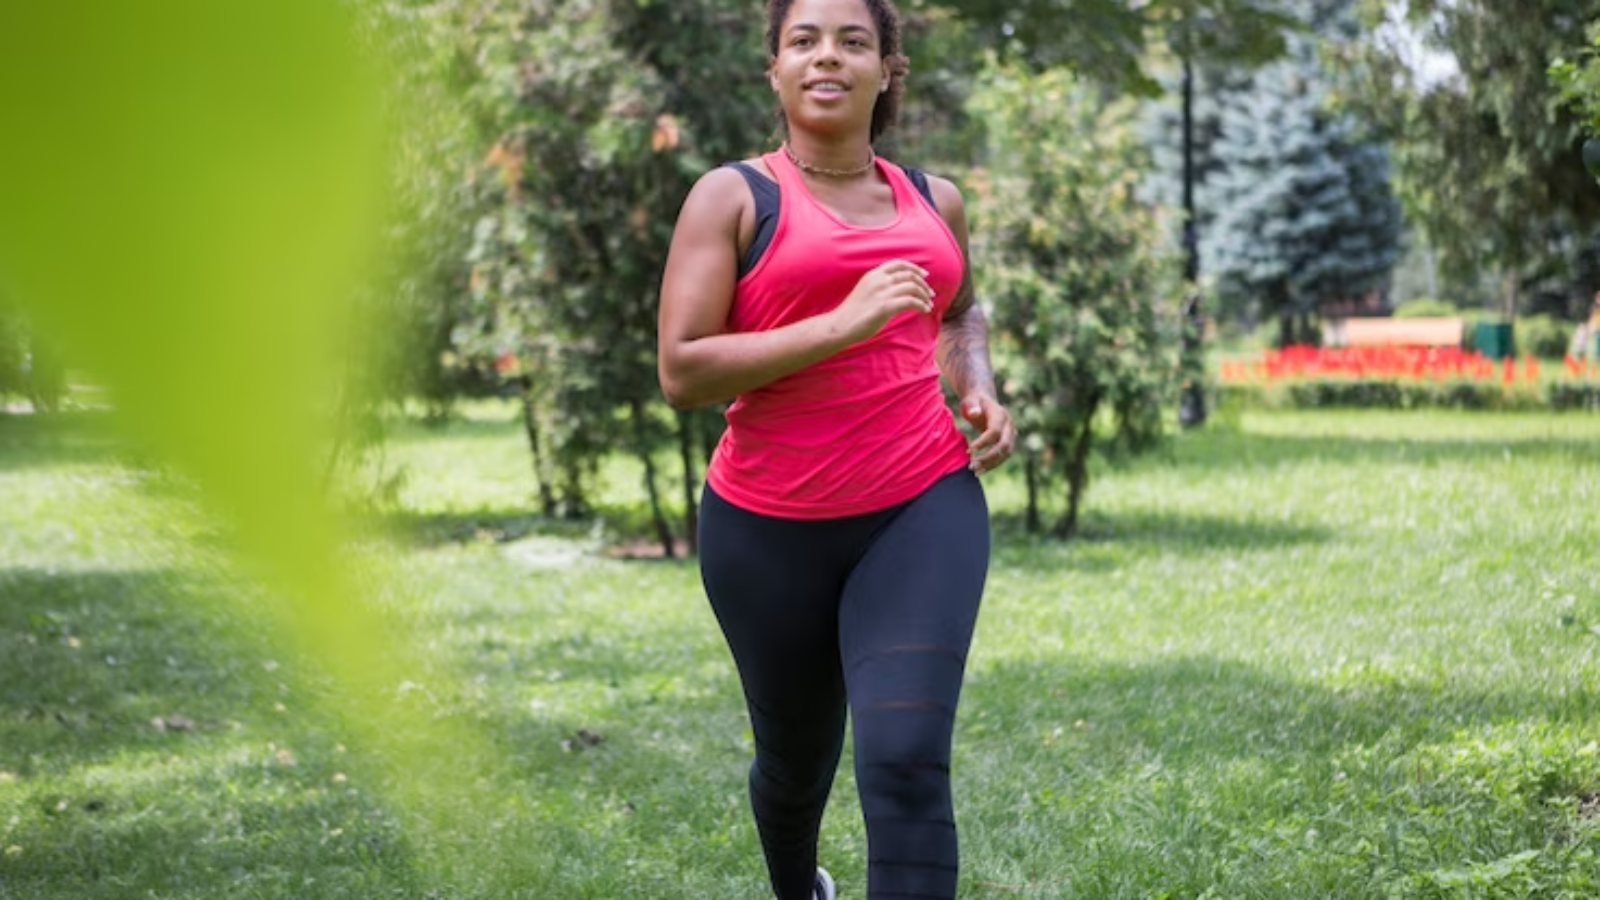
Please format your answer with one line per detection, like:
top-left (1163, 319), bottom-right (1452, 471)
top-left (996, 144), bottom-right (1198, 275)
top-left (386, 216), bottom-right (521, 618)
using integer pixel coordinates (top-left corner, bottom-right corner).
top-left (1515, 313), bottom-right (1574, 359)
top-left (1218, 378), bottom-right (1570, 412)
top-left (1549, 382), bottom-right (1600, 411)
top-left (971, 64), bottom-right (1181, 537)
top-left (1392, 297), bottom-right (1458, 318)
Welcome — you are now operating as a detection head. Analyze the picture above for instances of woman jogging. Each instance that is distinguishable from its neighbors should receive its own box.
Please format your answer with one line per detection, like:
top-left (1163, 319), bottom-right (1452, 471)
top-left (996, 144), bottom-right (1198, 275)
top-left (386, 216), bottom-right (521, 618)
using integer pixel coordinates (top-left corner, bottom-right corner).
top-left (657, 0), bottom-right (1016, 896)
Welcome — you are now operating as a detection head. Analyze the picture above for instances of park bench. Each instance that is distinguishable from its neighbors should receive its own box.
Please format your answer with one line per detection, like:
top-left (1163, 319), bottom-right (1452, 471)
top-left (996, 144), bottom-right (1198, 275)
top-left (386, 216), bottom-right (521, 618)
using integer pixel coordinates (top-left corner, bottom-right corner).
top-left (1324, 316), bottom-right (1464, 348)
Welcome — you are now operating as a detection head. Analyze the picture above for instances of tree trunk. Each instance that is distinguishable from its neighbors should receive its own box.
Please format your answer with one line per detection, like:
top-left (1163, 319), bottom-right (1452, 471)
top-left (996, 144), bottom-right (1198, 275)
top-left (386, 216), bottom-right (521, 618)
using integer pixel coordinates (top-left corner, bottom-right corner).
top-left (1054, 405), bottom-right (1097, 539)
top-left (630, 398), bottom-right (676, 559)
top-left (558, 462), bottom-right (590, 520)
top-left (520, 379), bottom-right (557, 517)
top-left (1024, 452), bottom-right (1041, 534)
top-left (1278, 309), bottom-right (1294, 349)
top-left (1424, 241), bottom-right (1438, 301)
top-left (675, 410), bottom-right (699, 556)
top-left (25, 332), bottom-right (63, 414)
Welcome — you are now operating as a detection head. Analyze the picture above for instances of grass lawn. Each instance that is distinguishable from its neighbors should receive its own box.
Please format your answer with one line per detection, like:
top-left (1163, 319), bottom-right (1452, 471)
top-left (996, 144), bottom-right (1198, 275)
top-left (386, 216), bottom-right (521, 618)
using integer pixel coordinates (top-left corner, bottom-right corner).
top-left (2, 405), bottom-right (1599, 899)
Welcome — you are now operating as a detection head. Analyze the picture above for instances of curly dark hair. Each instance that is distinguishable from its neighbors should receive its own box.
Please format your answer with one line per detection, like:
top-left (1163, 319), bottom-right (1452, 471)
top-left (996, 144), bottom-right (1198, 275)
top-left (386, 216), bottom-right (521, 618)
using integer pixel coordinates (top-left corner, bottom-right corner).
top-left (766, 0), bottom-right (909, 143)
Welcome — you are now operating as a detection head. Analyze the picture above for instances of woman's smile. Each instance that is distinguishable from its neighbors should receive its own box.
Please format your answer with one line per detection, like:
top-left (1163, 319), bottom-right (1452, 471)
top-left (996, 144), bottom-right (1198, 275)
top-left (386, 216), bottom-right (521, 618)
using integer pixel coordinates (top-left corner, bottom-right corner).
top-left (803, 78), bottom-right (852, 99)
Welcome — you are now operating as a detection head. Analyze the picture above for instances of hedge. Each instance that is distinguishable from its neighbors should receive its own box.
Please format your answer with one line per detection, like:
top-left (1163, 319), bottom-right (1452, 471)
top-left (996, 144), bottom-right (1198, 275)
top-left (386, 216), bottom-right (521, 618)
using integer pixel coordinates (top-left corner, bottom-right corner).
top-left (1218, 379), bottom-right (1600, 412)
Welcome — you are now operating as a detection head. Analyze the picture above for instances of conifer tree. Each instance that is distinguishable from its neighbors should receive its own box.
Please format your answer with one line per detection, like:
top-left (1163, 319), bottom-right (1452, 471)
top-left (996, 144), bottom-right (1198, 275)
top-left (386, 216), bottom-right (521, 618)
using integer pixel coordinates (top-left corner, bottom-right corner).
top-left (1204, 42), bottom-right (1402, 344)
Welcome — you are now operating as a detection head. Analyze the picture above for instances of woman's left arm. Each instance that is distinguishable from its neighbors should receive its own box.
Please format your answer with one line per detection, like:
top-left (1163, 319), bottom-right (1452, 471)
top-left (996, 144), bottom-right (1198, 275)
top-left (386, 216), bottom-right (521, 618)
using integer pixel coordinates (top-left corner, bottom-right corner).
top-left (928, 176), bottom-right (1016, 474)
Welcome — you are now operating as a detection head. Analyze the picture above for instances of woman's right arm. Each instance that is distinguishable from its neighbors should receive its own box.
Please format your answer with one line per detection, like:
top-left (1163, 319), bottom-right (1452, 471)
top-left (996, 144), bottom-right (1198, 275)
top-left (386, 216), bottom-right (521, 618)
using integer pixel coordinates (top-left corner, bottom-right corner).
top-left (656, 168), bottom-right (934, 410)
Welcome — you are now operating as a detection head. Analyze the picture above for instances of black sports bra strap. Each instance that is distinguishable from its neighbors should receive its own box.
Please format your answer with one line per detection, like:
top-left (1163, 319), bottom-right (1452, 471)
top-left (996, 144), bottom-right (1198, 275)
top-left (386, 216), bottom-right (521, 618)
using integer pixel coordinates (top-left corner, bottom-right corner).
top-left (725, 162), bottom-right (779, 278)
top-left (899, 164), bottom-right (939, 212)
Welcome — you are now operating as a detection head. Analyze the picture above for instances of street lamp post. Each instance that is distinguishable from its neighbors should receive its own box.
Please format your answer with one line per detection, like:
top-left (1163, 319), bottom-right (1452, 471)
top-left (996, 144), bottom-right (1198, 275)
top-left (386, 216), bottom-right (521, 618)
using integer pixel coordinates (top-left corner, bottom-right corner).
top-left (1178, 54), bottom-right (1208, 429)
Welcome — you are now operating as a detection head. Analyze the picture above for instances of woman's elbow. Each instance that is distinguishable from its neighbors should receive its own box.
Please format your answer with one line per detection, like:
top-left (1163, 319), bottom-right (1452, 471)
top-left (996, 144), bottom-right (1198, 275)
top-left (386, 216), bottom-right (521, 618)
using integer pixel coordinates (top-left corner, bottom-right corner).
top-left (660, 380), bottom-right (696, 411)
top-left (657, 361), bottom-right (702, 411)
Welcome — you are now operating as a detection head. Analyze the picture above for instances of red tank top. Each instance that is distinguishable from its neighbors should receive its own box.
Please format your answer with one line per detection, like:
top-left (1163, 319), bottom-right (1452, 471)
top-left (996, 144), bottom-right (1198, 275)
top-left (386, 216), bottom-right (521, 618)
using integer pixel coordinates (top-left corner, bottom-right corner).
top-left (706, 149), bottom-right (972, 519)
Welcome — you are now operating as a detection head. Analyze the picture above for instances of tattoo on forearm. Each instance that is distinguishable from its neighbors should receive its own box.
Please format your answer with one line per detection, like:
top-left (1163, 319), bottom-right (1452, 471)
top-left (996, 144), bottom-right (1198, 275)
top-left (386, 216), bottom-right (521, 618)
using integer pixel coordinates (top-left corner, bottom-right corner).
top-left (938, 276), bottom-right (996, 400)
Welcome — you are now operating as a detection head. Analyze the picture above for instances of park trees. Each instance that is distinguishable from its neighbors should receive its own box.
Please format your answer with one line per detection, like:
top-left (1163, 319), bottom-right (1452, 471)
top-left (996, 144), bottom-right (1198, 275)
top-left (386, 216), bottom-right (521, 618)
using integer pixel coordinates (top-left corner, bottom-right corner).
top-left (968, 65), bottom-right (1182, 537)
top-left (934, 0), bottom-right (1297, 96)
top-left (441, 0), bottom-right (770, 555)
top-left (1138, 0), bottom-right (1402, 345)
top-left (1551, 19), bottom-right (1600, 172)
top-left (1342, 0), bottom-right (1600, 320)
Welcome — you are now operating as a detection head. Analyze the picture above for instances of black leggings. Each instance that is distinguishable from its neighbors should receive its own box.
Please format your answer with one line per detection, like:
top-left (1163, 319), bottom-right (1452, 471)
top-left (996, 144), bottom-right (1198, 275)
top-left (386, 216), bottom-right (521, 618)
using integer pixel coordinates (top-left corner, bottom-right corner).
top-left (699, 469), bottom-right (990, 900)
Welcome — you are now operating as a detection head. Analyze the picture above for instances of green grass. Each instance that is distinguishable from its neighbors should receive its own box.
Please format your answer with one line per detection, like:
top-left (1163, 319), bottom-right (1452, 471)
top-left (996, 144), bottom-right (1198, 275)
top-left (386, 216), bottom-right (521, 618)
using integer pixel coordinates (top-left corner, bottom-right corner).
top-left (3, 405), bottom-right (1600, 898)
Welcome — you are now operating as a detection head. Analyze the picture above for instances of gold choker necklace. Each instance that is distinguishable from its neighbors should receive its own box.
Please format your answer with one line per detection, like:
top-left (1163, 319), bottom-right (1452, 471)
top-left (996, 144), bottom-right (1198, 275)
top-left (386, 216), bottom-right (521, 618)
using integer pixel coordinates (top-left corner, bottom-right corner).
top-left (783, 142), bottom-right (875, 178)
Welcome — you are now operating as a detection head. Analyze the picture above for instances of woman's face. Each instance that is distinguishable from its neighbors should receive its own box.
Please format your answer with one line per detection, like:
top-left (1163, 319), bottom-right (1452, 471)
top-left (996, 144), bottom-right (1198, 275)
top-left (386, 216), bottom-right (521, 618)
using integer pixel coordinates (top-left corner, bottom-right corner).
top-left (769, 0), bottom-right (889, 136)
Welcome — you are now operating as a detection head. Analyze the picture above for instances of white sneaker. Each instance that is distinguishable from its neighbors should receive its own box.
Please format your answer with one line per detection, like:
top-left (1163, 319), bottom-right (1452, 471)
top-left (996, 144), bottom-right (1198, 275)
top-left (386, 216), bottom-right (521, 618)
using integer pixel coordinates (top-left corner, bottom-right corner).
top-left (814, 867), bottom-right (836, 900)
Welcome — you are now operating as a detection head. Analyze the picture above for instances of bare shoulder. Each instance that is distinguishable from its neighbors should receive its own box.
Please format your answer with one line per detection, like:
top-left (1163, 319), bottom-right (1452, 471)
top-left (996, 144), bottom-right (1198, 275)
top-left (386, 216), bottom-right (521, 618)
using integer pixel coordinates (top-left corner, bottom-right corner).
top-left (678, 165), bottom-right (755, 227)
top-left (923, 172), bottom-right (964, 203)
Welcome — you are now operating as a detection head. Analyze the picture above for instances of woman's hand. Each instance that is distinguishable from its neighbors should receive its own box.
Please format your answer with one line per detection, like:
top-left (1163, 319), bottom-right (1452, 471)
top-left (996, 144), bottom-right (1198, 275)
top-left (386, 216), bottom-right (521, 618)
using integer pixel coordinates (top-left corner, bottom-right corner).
top-left (827, 259), bottom-right (934, 345)
top-left (960, 393), bottom-right (1016, 474)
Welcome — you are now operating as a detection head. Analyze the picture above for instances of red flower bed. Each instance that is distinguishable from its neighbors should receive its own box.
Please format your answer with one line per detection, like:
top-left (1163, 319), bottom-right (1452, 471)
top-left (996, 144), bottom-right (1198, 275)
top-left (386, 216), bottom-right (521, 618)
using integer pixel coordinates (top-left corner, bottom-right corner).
top-left (1218, 345), bottom-right (1590, 385)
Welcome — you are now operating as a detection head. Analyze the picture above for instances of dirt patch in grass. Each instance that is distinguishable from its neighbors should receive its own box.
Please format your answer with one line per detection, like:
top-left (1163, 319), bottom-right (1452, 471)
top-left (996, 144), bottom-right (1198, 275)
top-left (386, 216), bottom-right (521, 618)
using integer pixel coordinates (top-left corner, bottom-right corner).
top-left (603, 537), bottom-right (691, 560)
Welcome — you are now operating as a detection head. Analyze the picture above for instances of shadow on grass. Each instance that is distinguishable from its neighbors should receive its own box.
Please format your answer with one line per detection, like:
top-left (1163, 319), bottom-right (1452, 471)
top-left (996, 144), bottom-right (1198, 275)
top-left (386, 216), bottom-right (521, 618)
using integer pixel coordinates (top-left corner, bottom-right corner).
top-left (0, 559), bottom-right (677, 771)
top-left (369, 412), bottom-right (1600, 564)
top-left (954, 653), bottom-right (1600, 900)
top-left (0, 410), bottom-right (132, 473)
top-left (967, 653), bottom-right (1600, 771)
top-left (382, 413), bottom-right (523, 444)
top-left (0, 565), bottom-right (425, 897)
top-left (992, 508), bottom-right (1331, 560)
top-left (376, 503), bottom-right (694, 557)
top-left (382, 502), bottom-right (1330, 571)
top-left (0, 567), bottom-right (288, 773)
top-left (0, 565), bottom-right (592, 898)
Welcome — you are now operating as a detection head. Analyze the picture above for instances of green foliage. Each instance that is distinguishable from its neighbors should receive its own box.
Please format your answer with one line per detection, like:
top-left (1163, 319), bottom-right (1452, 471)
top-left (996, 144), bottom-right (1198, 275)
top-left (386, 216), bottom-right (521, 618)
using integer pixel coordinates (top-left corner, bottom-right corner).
top-left (1551, 21), bottom-right (1600, 139)
top-left (881, 5), bottom-right (987, 168)
top-left (438, 0), bottom-right (769, 544)
top-left (935, 0), bottom-right (1299, 96)
top-left (351, 1), bottom-right (482, 415)
top-left (1549, 381), bottom-right (1600, 410)
top-left (1217, 377), bottom-right (1600, 412)
top-left (1391, 298), bottom-right (1458, 318)
top-left (1517, 313), bottom-right (1574, 360)
top-left (968, 63), bottom-right (1181, 536)
top-left (315, 2), bottom-right (488, 507)
top-left (1342, 0), bottom-right (1600, 289)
